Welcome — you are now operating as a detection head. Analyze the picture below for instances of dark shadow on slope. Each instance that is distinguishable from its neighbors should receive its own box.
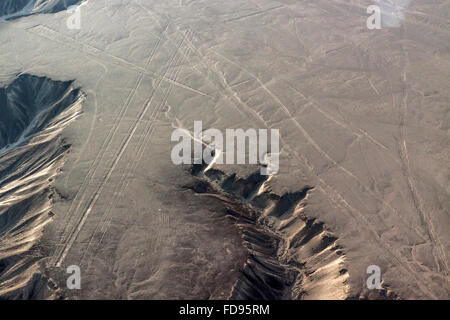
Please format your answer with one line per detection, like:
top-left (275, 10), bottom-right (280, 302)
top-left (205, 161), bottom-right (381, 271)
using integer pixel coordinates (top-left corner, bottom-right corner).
top-left (0, 74), bottom-right (81, 150)
top-left (0, 0), bottom-right (83, 21)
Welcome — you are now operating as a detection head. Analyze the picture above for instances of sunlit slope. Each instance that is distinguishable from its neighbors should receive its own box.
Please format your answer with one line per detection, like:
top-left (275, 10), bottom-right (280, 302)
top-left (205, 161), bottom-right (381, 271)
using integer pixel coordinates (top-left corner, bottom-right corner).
top-left (0, 74), bottom-right (84, 298)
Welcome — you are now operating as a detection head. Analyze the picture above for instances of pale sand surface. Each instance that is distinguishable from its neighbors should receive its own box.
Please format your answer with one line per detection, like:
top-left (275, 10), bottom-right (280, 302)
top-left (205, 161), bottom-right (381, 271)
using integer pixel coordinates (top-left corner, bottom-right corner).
top-left (0, 0), bottom-right (448, 299)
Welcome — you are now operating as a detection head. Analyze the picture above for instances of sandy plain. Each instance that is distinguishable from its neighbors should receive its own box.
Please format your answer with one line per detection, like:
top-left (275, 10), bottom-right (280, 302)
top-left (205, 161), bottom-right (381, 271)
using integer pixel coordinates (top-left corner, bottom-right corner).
top-left (0, 0), bottom-right (448, 299)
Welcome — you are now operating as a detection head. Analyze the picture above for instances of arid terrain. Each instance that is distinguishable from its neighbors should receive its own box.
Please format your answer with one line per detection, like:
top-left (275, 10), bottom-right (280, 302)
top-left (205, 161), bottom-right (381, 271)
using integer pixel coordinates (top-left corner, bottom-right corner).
top-left (0, 0), bottom-right (448, 299)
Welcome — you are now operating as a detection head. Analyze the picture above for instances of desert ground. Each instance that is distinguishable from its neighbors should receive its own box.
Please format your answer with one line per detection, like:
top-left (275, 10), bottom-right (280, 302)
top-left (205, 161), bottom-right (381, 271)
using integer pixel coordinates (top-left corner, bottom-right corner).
top-left (0, 0), bottom-right (448, 299)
